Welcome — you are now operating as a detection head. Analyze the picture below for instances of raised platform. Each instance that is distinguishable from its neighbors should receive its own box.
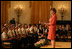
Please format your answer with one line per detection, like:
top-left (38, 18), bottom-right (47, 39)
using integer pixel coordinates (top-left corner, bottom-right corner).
top-left (41, 42), bottom-right (71, 48)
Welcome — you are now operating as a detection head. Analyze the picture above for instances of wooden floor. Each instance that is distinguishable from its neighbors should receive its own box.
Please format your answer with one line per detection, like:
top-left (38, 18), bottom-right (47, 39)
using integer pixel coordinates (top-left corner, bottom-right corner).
top-left (41, 42), bottom-right (71, 48)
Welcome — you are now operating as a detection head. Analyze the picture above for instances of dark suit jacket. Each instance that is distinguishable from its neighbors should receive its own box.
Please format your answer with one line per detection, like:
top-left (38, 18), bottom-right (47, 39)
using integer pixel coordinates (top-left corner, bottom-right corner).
top-left (10, 19), bottom-right (15, 24)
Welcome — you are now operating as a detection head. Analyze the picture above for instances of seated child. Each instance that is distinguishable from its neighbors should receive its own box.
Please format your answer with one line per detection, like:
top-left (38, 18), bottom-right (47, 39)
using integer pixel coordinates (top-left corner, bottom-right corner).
top-left (1, 27), bottom-right (8, 41)
top-left (11, 24), bottom-right (16, 38)
top-left (7, 26), bottom-right (13, 39)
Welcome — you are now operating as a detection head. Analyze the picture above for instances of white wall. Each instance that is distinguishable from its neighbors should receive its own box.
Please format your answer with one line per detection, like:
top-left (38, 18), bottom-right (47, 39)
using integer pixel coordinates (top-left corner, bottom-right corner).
top-left (8, 1), bottom-right (31, 24)
top-left (53, 1), bottom-right (71, 21)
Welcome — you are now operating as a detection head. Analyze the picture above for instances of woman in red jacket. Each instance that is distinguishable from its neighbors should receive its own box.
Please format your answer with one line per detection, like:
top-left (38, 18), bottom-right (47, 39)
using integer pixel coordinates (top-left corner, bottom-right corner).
top-left (44, 8), bottom-right (57, 48)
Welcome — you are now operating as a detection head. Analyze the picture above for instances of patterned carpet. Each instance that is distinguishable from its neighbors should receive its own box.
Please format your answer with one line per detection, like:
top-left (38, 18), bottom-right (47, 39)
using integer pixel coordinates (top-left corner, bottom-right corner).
top-left (40, 42), bottom-right (71, 48)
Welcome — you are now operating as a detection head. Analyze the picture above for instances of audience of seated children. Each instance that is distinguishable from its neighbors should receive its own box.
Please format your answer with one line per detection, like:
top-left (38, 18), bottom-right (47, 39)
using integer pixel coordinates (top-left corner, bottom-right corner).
top-left (1, 23), bottom-right (71, 48)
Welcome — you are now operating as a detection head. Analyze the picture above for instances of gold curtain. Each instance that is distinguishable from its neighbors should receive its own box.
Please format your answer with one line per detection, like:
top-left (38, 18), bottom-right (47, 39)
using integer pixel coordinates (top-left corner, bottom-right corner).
top-left (1, 1), bottom-right (11, 32)
top-left (31, 1), bottom-right (53, 24)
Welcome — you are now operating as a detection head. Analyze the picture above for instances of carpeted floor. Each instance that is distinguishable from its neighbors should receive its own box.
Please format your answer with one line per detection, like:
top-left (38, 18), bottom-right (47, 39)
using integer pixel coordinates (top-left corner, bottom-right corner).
top-left (40, 42), bottom-right (71, 48)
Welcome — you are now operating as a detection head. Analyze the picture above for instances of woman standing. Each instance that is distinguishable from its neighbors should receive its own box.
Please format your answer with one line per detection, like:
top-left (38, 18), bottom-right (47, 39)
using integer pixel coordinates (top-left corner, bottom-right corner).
top-left (44, 8), bottom-right (57, 48)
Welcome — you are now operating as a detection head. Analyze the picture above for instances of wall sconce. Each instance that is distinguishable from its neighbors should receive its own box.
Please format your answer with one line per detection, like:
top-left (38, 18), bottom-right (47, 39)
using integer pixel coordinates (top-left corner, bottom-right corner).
top-left (58, 5), bottom-right (66, 21)
top-left (59, 7), bottom-right (65, 20)
top-left (14, 5), bottom-right (23, 23)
